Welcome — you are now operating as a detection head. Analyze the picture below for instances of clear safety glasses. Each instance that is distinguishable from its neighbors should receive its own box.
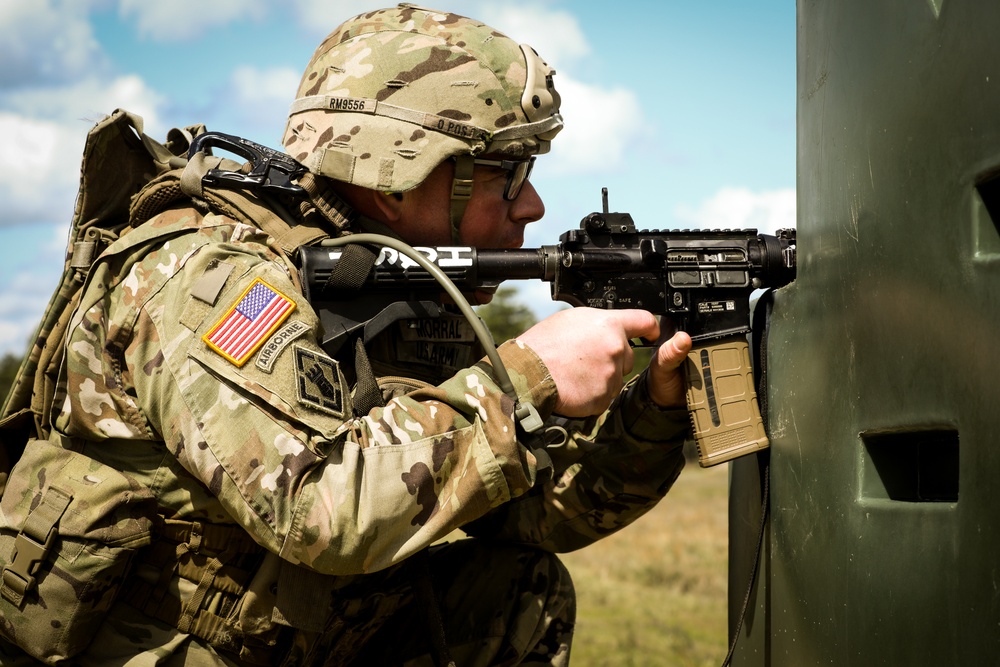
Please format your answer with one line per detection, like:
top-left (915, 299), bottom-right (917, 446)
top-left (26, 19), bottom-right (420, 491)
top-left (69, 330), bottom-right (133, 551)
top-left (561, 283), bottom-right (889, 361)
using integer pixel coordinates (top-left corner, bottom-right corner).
top-left (472, 156), bottom-right (536, 200)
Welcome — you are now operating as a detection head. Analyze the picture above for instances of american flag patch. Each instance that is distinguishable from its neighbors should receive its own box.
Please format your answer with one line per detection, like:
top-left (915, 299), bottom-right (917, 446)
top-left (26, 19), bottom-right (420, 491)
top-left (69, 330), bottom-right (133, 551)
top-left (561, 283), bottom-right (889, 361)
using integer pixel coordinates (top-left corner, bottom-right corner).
top-left (203, 278), bottom-right (296, 366)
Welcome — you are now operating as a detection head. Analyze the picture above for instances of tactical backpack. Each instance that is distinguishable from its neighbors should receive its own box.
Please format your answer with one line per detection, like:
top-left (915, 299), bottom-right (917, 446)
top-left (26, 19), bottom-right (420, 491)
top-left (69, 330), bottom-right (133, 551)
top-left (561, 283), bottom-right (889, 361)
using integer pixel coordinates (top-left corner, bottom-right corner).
top-left (0, 109), bottom-right (348, 664)
top-left (0, 110), bottom-right (196, 485)
top-left (0, 110), bottom-right (197, 662)
top-left (0, 110), bottom-right (345, 482)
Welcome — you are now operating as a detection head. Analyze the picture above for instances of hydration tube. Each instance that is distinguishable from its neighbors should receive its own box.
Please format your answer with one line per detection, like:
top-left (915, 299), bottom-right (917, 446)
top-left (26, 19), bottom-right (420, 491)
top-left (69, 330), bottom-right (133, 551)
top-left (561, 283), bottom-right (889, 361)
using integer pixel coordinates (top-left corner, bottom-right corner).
top-left (319, 234), bottom-right (544, 433)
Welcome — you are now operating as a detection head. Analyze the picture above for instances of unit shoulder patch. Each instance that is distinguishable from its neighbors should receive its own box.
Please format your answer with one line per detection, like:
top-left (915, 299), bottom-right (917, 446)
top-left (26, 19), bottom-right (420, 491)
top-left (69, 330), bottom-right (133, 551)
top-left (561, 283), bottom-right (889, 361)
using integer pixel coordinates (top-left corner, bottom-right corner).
top-left (294, 346), bottom-right (346, 417)
top-left (203, 278), bottom-right (296, 366)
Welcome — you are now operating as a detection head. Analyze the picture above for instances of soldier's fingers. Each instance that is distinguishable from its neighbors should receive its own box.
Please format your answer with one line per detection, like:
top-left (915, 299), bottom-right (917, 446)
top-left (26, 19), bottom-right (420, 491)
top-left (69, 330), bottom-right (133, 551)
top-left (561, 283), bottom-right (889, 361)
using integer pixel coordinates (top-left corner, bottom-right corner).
top-left (614, 309), bottom-right (660, 343)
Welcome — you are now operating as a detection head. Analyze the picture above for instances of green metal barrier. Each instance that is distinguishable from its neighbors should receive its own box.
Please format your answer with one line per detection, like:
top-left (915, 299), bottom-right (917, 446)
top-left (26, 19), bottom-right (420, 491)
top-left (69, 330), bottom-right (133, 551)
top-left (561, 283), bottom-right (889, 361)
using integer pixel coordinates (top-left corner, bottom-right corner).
top-left (729, 1), bottom-right (1000, 663)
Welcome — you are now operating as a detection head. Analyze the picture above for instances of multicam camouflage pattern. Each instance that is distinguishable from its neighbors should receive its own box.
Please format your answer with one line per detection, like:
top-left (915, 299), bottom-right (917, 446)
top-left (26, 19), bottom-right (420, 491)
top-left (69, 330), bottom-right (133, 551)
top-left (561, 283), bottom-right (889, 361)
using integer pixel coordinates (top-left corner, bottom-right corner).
top-left (55, 206), bottom-right (553, 571)
top-left (281, 540), bottom-right (576, 666)
top-left (0, 437), bottom-right (157, 664)
top-left (0, 109), bottom-right (197, 481)
top-left (282, 4), bottom-right (563, 192)
top-left (26, 196), bottom-right (689, 662)
top-left (73, 540), bottom-right (574, 666)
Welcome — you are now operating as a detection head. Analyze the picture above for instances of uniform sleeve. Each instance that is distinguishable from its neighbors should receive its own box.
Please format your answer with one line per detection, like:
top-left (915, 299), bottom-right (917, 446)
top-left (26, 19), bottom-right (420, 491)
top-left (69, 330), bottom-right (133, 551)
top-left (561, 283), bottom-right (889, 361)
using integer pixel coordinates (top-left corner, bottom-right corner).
top-left (463, 367), bottom-right (690, 552)
top-left (131, 227), bottom-right (558, 575)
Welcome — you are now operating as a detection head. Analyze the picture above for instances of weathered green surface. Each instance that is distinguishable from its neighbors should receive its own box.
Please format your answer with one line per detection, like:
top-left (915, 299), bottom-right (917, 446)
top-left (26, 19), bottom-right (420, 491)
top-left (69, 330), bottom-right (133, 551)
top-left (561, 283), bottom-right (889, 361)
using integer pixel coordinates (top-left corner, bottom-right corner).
top-left (731, 1), bottom-right (1000, 664)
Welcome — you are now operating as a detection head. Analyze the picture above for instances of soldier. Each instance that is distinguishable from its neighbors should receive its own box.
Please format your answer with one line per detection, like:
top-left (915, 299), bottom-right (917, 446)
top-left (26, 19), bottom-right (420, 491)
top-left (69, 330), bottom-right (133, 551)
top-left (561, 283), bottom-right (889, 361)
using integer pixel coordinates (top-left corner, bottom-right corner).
top-left (0, 5), bottom-right (692, 666)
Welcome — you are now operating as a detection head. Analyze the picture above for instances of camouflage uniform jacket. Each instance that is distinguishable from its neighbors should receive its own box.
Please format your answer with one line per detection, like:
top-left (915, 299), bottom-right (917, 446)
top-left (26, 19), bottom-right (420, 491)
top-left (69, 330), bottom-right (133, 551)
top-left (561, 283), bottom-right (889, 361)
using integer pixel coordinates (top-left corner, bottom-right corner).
top-left (53, 202), bottom-right (689, 580)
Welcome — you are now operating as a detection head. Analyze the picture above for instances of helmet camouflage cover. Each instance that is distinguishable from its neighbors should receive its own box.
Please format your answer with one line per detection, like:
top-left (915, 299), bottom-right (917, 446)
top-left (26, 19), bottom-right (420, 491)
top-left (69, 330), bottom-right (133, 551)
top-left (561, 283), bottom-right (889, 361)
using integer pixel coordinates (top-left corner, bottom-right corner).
top-left (282, 3), bottom-right (563, 193)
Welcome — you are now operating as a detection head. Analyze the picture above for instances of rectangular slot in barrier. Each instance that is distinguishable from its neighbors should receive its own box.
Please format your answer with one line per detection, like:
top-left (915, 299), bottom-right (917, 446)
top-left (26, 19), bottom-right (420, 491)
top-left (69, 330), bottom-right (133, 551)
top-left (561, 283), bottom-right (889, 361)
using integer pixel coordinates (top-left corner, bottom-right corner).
top-left (861, 427), bottom-right (959, 502)
top-left (976, 169), bottom-right (1000, 230)
top-left (975, 168), bottom-right (1000, 257)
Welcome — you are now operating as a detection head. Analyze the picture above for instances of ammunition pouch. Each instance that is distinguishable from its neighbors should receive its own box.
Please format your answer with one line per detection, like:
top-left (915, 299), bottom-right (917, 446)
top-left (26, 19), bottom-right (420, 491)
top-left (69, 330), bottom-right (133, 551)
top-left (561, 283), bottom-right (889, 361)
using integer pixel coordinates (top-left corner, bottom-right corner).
top-left (0, 437), bottom-right (157, 664)
top-left (0, 437), bottom-right (291, 664)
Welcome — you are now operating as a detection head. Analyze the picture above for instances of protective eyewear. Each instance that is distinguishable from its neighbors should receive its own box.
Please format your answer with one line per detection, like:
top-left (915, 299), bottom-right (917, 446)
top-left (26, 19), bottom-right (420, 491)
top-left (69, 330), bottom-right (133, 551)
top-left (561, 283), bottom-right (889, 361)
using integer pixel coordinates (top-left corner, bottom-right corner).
top-left (472, 156), bottom-right (535, 200)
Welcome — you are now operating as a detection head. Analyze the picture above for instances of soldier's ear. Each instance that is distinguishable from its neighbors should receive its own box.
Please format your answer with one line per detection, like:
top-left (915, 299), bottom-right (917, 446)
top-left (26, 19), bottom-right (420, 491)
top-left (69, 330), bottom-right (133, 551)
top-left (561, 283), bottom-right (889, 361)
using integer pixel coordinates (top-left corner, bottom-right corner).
top-left (372, 190), bottom-right (404, 222)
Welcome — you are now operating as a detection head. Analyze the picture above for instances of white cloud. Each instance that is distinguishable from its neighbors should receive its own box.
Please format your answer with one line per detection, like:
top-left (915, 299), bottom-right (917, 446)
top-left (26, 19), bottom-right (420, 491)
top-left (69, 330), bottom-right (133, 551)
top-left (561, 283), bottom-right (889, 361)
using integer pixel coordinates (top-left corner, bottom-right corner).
top-left (475, 5), bottom-right (590, 66)
top-left (5, 75), bottom-right (166, 131)
top-left (470, 4), bottom-right (646, 176)
top-left (0, 75), bottom-right (167, 227)
top-left (224, 66), bottom-right (302, 139)
top-left (0, 113), bottom-right (81, 226)
top-left (0, 0), bottom-right (105, 87)
top-left (284, 2), bottom-right (590, 66)
top-left (0, 284), bottom-right (59, 357)
top-left (0, 225), bottom-right (68, 357)
top-left (675, 187), bottom-right (797, 235)
top-left (545, 76), bottom-right (649, 174)
top-left (231, 67), bottom-right (301, 101)
top-left (118, 0), bottom-right (268, 40)
top-left (287, 0), bottom-right (390, 37)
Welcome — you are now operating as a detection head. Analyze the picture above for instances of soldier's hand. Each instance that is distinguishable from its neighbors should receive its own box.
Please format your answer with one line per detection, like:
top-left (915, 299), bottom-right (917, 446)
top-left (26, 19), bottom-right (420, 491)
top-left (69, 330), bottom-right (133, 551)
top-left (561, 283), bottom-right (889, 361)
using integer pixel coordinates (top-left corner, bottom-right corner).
top-left (646, 329), bottom-right (692, 408)
top-left (516, 308), bottom-right (661, 417)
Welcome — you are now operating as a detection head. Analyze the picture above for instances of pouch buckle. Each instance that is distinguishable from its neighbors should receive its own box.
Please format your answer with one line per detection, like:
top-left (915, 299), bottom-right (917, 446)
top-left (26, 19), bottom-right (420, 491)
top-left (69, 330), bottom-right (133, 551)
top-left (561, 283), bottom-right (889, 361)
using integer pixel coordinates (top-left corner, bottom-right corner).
top-left (1, 486), bottom-right (72, 605)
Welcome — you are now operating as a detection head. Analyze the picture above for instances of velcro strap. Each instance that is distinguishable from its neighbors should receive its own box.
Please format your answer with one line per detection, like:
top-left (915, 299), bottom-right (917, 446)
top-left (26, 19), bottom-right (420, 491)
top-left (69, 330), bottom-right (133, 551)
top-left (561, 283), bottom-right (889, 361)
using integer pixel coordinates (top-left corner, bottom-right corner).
top-left (177, 547), bottom-right (230, 633)
top-left (121, 577), bottom-right (233, 648)
top-left (69, 241), bottom-right (97, 269)
top-left (323, 243), bottom-right (377, 294)
top-left (296, 172), bottom-right (353, 234)
top-left (450, 156), bottom-right (475, 243)
top-left (159, 519), bottom-right (262, 555)
top-left (69, 227), bottom-right (119, 271)
top-left (490, 112), bottom-right (564, 141)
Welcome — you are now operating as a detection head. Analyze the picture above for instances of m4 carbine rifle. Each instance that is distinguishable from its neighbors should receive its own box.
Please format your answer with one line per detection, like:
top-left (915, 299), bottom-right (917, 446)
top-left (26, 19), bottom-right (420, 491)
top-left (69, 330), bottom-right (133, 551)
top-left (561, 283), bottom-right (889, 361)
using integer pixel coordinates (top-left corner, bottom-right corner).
top-left (300, 188), bottom-right (796, 467)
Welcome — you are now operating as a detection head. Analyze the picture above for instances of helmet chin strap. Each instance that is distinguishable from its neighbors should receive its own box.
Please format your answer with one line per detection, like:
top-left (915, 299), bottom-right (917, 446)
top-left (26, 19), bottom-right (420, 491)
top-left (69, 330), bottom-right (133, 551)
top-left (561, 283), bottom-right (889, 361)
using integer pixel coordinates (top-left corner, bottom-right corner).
top-left (449, 156), bottom-right (475, 245)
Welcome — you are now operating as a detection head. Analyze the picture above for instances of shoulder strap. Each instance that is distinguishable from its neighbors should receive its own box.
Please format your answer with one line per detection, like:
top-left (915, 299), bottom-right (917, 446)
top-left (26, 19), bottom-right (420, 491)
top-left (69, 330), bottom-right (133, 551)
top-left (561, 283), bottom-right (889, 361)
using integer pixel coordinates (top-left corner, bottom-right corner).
top-left (129, 149), bottom-right (353, 256)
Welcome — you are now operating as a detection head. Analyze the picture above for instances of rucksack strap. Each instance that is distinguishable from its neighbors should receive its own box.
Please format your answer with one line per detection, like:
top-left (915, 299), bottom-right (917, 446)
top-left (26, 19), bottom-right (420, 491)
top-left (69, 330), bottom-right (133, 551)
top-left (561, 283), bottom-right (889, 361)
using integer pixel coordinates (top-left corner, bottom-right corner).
top-left (129, 151), bottom-right (355, 260)
top-left (120, 519), bottom-right (285, 666)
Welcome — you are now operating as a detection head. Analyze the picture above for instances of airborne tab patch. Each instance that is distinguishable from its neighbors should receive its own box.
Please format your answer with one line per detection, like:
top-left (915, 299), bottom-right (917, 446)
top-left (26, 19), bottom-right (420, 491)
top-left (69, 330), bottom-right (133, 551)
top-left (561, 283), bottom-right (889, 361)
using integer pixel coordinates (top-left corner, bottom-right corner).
top-left (256, 320), bottom-right (309, 373)
top-left (294, 346), bottom-right (345, 417)
top-left (203, 278), bottom-right (296, 367)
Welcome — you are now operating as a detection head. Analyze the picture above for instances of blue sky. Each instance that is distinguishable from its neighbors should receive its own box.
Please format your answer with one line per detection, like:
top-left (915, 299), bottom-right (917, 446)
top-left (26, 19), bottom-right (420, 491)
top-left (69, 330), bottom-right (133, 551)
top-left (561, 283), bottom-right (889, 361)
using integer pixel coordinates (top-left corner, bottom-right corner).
top-left (0, 0), bottom-right (795, 357)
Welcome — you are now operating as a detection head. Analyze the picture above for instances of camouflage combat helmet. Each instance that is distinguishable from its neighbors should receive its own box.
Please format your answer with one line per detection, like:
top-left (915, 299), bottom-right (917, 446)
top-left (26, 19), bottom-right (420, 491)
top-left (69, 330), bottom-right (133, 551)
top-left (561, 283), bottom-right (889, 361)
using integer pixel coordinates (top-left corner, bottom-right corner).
top-left (282, 3), bottom-right (563, 241)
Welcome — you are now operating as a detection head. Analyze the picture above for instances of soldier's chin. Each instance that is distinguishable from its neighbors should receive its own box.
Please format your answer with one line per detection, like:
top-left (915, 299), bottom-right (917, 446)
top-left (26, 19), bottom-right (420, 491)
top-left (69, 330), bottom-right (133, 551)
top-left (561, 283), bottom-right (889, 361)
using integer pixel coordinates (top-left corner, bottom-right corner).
top-left (471, 287), bottom-right (496, 305)
top-left (444, 286), bottom-right (497, 306)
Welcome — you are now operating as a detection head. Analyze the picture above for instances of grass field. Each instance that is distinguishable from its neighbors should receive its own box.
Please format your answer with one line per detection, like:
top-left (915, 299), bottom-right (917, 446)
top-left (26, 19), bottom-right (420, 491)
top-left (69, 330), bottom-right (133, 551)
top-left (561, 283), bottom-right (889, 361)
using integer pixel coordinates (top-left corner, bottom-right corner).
top-left (560, 449), bottom-right (730, 666)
